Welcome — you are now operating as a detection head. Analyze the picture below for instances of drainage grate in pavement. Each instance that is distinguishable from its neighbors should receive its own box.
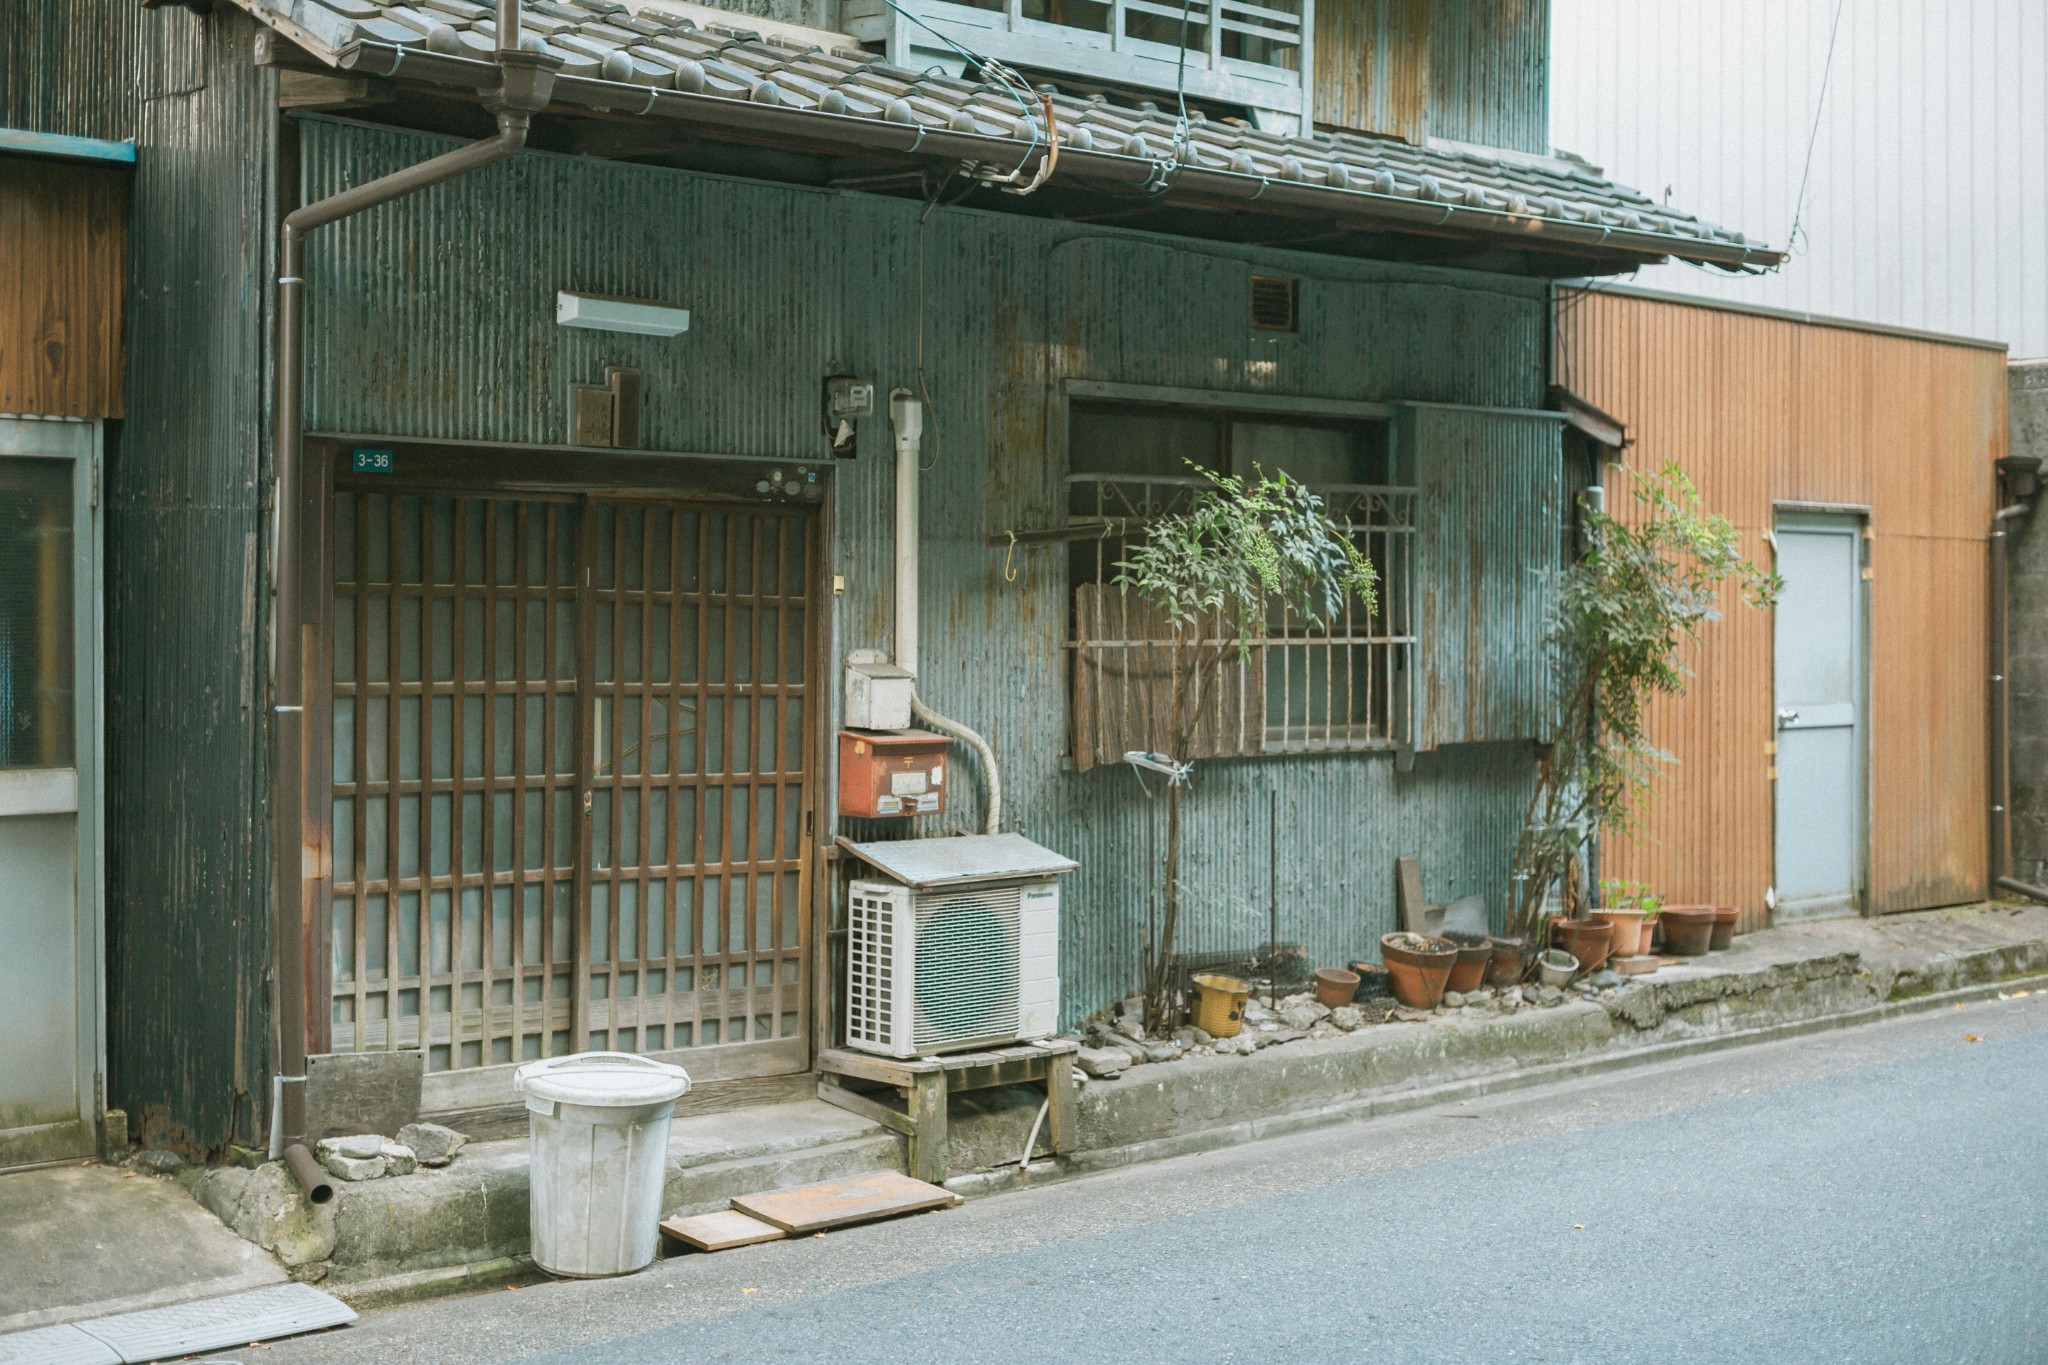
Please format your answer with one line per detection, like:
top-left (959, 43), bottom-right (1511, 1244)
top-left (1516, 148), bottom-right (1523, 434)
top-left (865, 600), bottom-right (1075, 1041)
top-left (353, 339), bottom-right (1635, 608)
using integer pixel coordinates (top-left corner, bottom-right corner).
top-left (0, 1284), bottom-right (356, 1364)
top-left (0, 1323), bottom-right (121, 1365)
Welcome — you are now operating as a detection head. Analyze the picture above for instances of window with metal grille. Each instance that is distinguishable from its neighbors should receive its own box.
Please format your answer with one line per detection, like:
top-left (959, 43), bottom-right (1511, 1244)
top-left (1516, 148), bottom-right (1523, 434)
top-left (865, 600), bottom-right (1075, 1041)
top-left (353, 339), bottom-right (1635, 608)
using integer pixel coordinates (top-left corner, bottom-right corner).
top-left (1066, 401), bottom-right (1414, 770)
top-left (1250, 274), bottom-right (1298, 332)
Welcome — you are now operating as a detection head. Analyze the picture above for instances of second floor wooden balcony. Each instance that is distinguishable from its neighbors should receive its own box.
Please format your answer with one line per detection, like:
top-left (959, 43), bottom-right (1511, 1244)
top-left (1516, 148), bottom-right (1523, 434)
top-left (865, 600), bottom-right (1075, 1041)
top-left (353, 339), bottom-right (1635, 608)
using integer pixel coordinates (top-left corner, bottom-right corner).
top-left (843, 0), bottom-right (1312, 131)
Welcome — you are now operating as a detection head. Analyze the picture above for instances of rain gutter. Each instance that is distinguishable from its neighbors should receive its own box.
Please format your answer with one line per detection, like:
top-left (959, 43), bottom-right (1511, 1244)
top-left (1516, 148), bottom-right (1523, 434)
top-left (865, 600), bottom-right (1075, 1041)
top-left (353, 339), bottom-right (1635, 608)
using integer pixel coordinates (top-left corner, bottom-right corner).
top-left (1990, 457), bottom-right (2048, 904)
top-left (268, 3), bottom-right (558, 1200)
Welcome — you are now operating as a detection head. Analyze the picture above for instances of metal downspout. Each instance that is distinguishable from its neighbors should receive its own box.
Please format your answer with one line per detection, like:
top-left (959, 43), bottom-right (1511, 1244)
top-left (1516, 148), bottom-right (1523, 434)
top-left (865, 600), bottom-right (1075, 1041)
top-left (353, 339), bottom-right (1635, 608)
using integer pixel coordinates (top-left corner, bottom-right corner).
top-left (269, 14), bottom-right (554, 1198)
top-left (1989, 498), bottom-right (2048, 904)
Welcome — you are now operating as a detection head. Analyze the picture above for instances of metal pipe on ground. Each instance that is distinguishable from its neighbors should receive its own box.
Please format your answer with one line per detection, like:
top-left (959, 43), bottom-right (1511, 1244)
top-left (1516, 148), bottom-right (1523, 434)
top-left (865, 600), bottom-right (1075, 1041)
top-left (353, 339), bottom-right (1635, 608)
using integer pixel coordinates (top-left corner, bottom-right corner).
top-left (267, 43), bottom-right (556, 1199)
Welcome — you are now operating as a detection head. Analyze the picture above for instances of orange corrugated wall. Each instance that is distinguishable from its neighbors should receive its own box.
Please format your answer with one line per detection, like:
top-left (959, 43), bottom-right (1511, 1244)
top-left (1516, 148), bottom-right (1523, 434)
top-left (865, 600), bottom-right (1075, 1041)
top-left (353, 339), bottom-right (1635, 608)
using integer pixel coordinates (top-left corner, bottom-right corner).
top-left (1557, 290), bottom-right (2006, 928)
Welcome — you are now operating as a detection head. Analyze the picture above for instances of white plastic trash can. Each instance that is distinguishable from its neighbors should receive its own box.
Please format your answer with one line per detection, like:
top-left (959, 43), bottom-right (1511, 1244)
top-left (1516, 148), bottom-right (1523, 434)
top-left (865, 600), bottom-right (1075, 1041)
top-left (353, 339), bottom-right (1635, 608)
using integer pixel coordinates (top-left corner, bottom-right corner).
top-left (514, 1051), bottom-right (691, 1277)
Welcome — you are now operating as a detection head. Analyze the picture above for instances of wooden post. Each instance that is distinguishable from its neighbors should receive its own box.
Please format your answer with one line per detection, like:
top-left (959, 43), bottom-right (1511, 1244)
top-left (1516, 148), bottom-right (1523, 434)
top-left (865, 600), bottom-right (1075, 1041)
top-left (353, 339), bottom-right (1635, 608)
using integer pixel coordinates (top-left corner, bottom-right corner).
top-left (907, 1071), bottom-right (949, 1185)
top-left (1396, 855), bottom-right (1425, 934)
top-left (1045, 1053), bottom-right (1077, 1155)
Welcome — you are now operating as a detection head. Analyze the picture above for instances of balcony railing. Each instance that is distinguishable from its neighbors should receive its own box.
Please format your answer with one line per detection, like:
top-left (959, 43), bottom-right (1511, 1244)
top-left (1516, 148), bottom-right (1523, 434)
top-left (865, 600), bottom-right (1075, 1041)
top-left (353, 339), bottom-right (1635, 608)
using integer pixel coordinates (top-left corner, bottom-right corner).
top-left (844, 0), bottom-right (1312, 129)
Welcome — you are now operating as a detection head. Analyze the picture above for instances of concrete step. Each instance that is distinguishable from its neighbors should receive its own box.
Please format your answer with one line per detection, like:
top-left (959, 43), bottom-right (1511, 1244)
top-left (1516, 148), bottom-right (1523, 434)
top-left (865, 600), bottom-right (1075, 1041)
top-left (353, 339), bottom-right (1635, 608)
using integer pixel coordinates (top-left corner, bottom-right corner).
top-left (310, 1099), bottom-right (903, 1291)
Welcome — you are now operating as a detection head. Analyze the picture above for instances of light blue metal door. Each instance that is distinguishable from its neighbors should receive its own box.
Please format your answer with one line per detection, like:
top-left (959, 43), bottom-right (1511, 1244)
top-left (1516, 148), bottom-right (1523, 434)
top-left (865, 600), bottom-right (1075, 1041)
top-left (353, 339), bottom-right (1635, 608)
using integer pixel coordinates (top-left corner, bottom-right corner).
top-left (0, 417), bottom-right (102, 1168)
top-left (1772, 513), bottom-right (1864, 922)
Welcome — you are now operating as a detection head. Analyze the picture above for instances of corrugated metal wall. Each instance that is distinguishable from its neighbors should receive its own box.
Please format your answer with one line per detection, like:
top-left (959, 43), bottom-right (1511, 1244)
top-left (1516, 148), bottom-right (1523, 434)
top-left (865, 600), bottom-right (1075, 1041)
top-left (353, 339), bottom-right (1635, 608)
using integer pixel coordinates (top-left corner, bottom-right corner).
top-left (1551, 0), bottom-right (2048, 358)
top-left (1411, 404), bottom-right (1561, 748)
top-left (110, 9), bottom-right (274, 1154)
top-left (0, 0), bottom-right (207, 141)
top-left (1312, 0), bottom-right (1548, 153)
top-left (298, 118), bottom-right (1555, 1019)
top-left (1558, 288), bottom-right (2005, 927)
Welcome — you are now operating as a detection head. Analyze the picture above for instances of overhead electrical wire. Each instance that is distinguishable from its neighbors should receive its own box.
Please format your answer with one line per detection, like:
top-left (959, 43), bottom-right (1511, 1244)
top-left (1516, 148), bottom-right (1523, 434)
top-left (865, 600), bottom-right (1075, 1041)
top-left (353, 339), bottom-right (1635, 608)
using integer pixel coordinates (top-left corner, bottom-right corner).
top-left (1785, 0), bottom-right (1848, 257)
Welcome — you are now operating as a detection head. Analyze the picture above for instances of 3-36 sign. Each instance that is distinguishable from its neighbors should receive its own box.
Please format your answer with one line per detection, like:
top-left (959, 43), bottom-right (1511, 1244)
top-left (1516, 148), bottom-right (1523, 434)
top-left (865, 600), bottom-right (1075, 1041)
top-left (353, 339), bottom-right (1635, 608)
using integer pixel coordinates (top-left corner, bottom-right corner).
top-left (352, 447), bottom-right (394, 474)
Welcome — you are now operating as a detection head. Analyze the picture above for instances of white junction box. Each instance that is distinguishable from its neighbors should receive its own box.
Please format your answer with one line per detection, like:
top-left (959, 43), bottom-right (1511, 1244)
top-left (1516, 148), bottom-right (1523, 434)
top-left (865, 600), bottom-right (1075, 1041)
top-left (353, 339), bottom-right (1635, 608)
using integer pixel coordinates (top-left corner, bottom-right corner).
top-left (844, 654), bottom-right (914, 731)
top-left (839, 833), bottom-right (1076, 1058)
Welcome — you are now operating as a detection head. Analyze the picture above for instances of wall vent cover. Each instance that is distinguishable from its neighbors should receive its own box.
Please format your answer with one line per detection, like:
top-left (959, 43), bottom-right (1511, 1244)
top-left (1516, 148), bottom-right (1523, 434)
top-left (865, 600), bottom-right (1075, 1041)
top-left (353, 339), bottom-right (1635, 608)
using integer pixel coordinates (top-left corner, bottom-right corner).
top-left (1250, 274), bottom-right (1298, 332)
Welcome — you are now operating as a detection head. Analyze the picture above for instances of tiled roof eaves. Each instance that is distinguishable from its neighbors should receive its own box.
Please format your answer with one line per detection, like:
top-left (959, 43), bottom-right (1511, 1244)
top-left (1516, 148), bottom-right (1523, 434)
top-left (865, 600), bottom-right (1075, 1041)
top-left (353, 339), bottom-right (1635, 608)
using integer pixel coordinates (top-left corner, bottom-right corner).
top-left (316, 32), bottom-right (1782, 271)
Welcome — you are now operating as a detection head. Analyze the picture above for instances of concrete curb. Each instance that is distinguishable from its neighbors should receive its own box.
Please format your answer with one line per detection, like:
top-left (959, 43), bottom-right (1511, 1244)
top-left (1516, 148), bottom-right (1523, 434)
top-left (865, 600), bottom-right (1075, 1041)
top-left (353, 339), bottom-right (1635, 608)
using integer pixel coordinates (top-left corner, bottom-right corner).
top-left (949, 967), bottom-right (2048, 1200)
top-left (185, 904), bottom-right (2048, 1304)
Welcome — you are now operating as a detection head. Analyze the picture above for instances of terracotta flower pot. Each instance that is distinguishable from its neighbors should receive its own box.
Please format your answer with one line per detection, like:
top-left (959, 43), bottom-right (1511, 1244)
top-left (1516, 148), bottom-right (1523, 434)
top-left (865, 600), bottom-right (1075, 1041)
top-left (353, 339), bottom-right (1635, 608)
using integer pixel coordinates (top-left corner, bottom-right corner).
top-left (1710, 905), bottom-right (1739, 950)
top-left (1380, 932), bottom-right (1457, 1010)
top-left (1444, 933), bottom-right (1491, 993)
top-left (1659, 905), bottom-right (1717, 956)
top-left (1592, 910), bottom-right (1644, 963)
top-left (1551, 918), bottom-right (1615, 974)
top-left (1486, 937), bottom-right (1531, 988)
top-left (1348, 962), bottom-right (1391, 999)
top-left (1314, 967), bottom-right (1361, 1009)
top-left (1637, 918), bottom-right (1658, 954)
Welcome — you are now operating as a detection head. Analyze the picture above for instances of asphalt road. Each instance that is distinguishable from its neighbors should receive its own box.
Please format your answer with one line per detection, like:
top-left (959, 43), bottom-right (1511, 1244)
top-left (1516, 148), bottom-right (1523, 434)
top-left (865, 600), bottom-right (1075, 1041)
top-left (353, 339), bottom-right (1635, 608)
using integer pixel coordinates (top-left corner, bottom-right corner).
top-left (263, 991), bottom-right (2048, 1364)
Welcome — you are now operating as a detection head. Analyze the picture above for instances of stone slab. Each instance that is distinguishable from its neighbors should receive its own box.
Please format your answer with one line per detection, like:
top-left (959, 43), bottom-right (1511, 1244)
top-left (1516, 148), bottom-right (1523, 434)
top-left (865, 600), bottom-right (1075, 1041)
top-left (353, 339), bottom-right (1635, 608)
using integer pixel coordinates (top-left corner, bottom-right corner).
top-left (305, 1050), bottom-right (423, 1142)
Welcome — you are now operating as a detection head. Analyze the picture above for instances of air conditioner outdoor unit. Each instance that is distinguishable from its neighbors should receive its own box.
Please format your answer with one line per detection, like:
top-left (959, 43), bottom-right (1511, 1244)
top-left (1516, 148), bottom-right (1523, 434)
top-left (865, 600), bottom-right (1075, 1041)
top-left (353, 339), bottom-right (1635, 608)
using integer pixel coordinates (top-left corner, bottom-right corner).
top-left (839, 833), bottom-right (1077, 1059)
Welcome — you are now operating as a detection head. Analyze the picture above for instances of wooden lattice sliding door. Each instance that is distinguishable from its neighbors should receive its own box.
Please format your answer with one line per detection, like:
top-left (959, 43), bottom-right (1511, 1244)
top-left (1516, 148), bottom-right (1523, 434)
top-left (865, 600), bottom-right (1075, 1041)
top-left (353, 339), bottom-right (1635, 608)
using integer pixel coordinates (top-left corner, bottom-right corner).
top-left (327, 484), bottom-right (815, 1095)
top-left (583, 501), bottom-right (812, 1068)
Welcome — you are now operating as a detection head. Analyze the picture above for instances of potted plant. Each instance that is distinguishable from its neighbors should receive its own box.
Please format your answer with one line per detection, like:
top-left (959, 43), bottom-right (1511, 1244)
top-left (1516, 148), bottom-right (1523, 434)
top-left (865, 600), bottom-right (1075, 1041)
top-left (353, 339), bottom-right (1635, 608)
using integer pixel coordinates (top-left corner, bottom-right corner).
top-left (1444, 932), bottom-right (1492, 993)
top-left (1486, 936), bottom-right (1532, 987)
top-left (1506, 464), bottom-right (1778, 953)
top-left (1380, 932), bottom-right (1457, 1009)
top-left (1659, 905), bottom-right (1717, 956)
top-left (1113, 467), bottom-right (1377, 1029)
top-left (1551, 917), bottom-right (1615, 974)
top-left (1594, 879), bottom-right (1660, 957)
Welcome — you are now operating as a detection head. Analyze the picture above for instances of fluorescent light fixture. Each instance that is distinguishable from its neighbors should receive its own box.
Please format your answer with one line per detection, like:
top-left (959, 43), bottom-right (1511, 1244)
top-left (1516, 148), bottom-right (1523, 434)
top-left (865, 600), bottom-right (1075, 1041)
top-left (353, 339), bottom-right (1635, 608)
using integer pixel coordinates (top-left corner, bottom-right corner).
top-left (556, 291), bottom-right (691, 337)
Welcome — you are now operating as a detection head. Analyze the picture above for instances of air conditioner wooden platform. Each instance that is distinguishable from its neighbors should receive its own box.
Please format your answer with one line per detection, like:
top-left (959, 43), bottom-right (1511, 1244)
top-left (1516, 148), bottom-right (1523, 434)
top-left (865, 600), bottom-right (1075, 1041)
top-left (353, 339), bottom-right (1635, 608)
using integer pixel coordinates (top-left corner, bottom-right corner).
top-left (815, 1041), bottom-right (1079, 1185)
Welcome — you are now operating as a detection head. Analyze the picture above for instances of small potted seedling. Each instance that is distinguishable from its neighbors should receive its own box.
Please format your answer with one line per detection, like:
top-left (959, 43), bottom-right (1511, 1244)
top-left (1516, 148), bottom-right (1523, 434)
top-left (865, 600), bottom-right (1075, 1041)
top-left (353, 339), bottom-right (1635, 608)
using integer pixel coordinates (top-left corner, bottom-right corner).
top-left (1595, 879), bottom-right (1660, 957)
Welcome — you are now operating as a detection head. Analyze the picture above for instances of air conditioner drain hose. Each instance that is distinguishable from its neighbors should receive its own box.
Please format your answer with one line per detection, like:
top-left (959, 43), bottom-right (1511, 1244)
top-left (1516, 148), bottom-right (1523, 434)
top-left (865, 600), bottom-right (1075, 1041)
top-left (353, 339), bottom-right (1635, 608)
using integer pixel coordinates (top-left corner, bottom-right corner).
top-left (910, 691), bottom-right (1001, 834)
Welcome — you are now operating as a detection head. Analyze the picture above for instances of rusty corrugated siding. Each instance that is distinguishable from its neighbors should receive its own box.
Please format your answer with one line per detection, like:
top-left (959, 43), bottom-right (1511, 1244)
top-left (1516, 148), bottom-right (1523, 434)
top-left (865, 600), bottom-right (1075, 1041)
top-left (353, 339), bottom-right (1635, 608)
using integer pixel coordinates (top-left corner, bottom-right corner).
top-left (1312, 0), bottom-right (1548, 153)
top-left (297, 118), bottom-right (1556, 1018)
top-left (1313, 0), bottom-right (1432, 142)
top-left (98, 9), bottom-right (276, 1153)
top-left (1558, 288), bottom-right (2003, 928)
top-left (0, 156), bottom-right (128, 417)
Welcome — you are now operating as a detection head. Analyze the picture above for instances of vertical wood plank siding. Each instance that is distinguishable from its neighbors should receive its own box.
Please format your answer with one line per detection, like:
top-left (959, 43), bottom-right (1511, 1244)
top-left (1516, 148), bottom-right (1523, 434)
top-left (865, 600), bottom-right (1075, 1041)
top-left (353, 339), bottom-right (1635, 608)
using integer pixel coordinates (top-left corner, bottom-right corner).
top-left (298, 119), bottom-right (1554, 1021)
top-left (1558, 289), bottom-right (2004, 926)
top-left (1312, 0), bottom-right (1548, 153)
top-left (0, 157), bottom-right (128, 418)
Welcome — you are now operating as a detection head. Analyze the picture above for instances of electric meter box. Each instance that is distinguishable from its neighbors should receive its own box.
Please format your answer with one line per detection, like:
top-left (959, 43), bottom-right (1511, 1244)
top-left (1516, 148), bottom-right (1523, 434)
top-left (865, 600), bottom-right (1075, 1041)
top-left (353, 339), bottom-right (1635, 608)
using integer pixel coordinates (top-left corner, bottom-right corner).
top-left (838, 729), bottom-right (948, 818)
top-left (844, 659), bottom-right (915, 731)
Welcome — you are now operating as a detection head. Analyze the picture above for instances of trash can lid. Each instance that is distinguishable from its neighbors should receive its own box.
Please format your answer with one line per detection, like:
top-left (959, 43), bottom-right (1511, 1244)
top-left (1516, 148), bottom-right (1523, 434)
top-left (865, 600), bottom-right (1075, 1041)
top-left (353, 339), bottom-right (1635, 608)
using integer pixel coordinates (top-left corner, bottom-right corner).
top-left (513, 1051), bottom-right (691, 1107)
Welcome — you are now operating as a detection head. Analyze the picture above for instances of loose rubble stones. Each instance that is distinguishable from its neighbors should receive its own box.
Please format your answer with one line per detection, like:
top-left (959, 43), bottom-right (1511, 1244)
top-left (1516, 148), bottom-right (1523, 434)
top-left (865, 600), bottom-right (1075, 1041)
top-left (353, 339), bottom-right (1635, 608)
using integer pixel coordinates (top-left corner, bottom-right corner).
top-left (396, 1121), bottom-right (467, 1167)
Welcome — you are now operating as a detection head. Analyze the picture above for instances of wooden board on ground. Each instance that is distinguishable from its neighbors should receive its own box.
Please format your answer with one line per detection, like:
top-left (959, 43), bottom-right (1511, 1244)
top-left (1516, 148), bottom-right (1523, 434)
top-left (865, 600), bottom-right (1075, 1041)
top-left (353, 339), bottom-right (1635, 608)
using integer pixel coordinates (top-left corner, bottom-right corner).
top-left (660, 1209), bottom-right (788, 1252)
top-left (730, 1171), bottom-right (962, 1234)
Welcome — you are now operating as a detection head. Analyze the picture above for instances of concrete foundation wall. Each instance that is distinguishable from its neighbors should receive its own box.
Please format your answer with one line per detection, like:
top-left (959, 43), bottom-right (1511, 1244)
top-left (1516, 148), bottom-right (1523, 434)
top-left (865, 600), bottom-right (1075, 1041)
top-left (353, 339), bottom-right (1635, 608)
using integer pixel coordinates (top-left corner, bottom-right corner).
top-left (2009, 361), bottom-right (2048, 884)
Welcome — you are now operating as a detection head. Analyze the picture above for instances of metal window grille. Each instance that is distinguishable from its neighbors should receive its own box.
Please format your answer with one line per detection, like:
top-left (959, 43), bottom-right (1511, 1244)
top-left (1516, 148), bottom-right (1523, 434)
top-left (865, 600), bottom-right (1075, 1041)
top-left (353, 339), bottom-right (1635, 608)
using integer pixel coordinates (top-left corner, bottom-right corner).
top-left (1067, 472), bottom-right (1415, 769)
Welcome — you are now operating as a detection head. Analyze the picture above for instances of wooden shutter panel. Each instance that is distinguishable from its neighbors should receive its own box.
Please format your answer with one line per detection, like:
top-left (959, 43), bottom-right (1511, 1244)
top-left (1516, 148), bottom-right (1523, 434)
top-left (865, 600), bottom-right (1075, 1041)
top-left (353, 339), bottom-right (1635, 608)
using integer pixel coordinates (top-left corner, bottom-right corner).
top-left (1401, 404), bottom-right (1565, 750)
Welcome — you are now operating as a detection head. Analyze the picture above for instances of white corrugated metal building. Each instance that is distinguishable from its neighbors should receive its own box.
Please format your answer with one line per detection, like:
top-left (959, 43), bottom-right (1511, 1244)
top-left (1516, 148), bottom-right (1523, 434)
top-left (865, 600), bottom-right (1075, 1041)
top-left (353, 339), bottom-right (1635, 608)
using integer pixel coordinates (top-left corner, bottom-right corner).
top-left (1552, 0), bottom-right (2048, 357)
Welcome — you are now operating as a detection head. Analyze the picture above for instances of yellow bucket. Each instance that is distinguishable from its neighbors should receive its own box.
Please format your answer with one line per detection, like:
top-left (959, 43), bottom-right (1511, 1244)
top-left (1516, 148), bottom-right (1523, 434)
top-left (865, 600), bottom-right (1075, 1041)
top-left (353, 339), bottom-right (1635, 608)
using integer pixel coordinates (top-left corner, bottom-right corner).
top-left (1190, 973), bottom-right (1252, 1038)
